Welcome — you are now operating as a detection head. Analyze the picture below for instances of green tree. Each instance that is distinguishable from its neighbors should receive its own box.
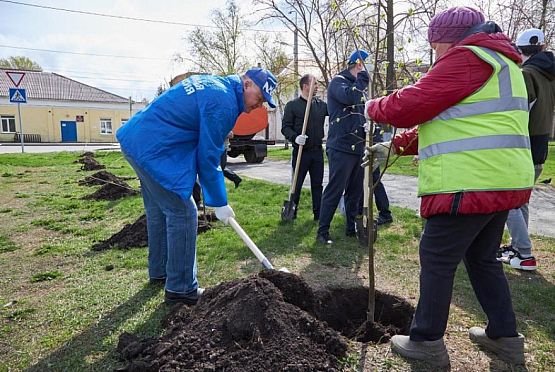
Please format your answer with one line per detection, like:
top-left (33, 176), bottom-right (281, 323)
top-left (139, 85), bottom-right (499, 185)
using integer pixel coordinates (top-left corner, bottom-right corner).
top-left (0, 56), bottom-right (42, 71)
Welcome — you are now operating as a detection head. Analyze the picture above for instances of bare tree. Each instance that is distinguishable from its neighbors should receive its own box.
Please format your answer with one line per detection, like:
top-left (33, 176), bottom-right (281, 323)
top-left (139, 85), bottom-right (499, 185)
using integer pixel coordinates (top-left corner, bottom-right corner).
top-left (182, 0), bottom-right (249, 74)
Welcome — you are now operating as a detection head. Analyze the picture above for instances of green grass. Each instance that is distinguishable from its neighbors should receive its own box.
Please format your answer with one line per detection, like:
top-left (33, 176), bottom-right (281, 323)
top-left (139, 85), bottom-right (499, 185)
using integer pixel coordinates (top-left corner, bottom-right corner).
top-left (0, 150), bottom-right (554, 371)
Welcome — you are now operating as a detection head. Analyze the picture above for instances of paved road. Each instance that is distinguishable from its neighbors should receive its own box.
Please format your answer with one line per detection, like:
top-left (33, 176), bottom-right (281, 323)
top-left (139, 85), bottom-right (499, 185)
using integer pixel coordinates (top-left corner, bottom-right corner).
top-left (228, 157), bottom-right (555, 239)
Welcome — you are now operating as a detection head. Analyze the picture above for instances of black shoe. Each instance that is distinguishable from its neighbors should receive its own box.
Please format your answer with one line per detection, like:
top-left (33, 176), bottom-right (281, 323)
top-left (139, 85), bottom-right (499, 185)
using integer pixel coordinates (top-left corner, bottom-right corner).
top-left (165, 288), bottom-right (204, 305)
top-left (149, 277), bottom-right (166, 285)
top-left (345, 230), bottom-right (356, 237)
top-left (316, 232), bottom-right (333, 244)
top-left (233, 176), bottom-right (242, 188)
top-left (376, 215), bottom-right (393, 226)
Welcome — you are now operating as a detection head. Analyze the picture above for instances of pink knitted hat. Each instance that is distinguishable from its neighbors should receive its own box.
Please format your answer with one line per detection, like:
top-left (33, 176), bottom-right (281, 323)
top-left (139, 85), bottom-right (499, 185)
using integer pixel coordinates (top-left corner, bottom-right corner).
top-left (428, 7), bottom-right (485, 43)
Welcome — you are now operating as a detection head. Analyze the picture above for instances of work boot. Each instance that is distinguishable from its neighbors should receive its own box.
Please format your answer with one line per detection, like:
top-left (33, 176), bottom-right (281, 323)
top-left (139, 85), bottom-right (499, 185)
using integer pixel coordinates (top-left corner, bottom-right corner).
top-left (165, 287), bottom-right (205, 305)
top-left (390, 335), bottom-right (449, 367)
top-left (469, 327), bottom-right (525, 364)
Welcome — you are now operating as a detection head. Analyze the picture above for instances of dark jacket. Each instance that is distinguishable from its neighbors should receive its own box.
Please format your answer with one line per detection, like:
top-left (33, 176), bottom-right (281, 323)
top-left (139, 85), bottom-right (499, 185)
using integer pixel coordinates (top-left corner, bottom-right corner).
top-left (326, 69), bottom-right (367, 155)
top-left (522, 51), bottom-right (555, 164)
top-left (281, 96), bottom-right (328, 150)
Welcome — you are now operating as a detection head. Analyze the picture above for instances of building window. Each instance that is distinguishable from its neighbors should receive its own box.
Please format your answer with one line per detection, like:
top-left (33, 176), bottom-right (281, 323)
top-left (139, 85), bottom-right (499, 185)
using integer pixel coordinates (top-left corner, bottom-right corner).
top-left (121, 119), bottom-right (128, 126)
top-left (1, 116), bottom-right (16, 133)
top-left (100, 118), bottom-right (112, 134)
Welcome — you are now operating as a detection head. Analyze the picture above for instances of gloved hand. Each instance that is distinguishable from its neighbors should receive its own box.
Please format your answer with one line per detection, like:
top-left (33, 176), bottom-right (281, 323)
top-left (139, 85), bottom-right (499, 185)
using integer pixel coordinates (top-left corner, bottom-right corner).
top-left (364, 99), bottom-right (374, 120)
top-left (361, 141), bottom-right (394, 167)
top-left (214, 205), bottom-right (235, 225)
top-left (295, 134), bottom-right (308, 145)
top-left (355, 70), bottom-right (370, 91)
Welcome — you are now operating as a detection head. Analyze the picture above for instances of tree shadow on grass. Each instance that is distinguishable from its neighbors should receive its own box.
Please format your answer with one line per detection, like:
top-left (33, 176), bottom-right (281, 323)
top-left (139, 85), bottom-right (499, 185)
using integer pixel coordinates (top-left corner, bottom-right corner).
top-left (25, 284), bottom-right (168, 372)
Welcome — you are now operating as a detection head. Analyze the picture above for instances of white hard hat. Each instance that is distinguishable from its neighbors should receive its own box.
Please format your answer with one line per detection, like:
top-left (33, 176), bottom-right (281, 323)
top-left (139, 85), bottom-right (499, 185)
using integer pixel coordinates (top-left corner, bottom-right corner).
top-left (516, 28), bottom-right (545, 46)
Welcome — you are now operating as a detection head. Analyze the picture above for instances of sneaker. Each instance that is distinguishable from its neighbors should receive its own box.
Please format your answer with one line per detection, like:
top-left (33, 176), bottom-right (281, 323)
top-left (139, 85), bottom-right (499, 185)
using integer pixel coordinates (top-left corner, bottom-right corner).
top-left (376, 215), bottom-right (393, 226)
top-left (390, 335), bottom-right (449, 367)
top-left (497, 244), bottom-right (517, 263)
top-left (165, 288), bottom-right (204, 305)
top-left (509, 254), bottom-right (537, 271)
top-left (316, 232), bottom-right (333, 244)
top-left (469, 327), bottom-right (525, 364)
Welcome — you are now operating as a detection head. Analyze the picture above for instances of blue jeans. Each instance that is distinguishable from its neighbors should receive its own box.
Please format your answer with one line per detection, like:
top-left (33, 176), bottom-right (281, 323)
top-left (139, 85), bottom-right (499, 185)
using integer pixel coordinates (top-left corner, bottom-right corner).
top-left (505, 164), bottom-right (542, 256)
top-left (124, 154), bottom-right (199, 295)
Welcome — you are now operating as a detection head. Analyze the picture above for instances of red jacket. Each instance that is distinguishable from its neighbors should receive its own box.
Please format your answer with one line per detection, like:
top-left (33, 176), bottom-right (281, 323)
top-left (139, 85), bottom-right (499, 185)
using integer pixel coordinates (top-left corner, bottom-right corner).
top-left (367, 32), bottom-right (532, 218)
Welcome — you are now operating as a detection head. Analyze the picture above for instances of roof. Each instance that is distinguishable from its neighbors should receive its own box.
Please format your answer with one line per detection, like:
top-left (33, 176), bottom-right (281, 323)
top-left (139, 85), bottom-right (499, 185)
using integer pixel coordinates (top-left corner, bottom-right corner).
top-left (0, 68), bottom-right (129, 103)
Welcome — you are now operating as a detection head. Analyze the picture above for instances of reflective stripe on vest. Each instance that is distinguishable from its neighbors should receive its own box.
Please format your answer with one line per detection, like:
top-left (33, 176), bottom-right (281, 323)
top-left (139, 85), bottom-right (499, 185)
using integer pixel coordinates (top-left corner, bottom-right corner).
top-left (417, 46), bottom-right (533, 196)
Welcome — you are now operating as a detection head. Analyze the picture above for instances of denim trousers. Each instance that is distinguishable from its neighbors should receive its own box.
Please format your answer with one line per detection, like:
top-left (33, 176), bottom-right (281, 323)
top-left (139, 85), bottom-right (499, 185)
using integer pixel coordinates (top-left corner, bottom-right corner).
top-left (410, 211), bottom-right (517, 341)
top-left (505, 164), bottom-right (542, 256)
top-left (124, 154), bottom-right (198, 295)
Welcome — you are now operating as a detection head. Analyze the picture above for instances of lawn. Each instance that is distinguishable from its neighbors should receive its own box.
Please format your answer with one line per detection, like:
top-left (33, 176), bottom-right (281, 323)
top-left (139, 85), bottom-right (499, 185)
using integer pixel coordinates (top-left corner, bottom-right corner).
top-left (0, 151), bottom-right (554, 371)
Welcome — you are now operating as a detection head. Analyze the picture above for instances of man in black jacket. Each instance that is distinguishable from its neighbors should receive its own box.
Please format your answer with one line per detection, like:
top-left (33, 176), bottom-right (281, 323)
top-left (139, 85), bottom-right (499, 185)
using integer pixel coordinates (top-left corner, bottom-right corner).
top-left (281, 74), bottom-right (328, 220)
top-left (316, 50), bottom-right (370, 244)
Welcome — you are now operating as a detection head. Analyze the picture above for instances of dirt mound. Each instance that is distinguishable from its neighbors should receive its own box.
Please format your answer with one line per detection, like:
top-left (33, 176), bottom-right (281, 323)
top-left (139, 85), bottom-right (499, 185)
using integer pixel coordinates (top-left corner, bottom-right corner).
top-left (76, 154), bottom-right (105, 171)
top-left (92, 212), bottom-right (216, 251)
top-left (82, 179), bottom-right (138, 201)
top-left (117, 273), bottom-right (349, 371)
top-left (78, 170), bottom-right (126, 186)
top-left (116, 271), bottom-right (414, 371)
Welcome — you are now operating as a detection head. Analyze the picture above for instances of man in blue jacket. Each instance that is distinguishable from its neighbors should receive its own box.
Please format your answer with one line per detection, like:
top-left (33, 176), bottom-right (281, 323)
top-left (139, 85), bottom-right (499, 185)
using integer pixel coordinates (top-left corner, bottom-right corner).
top-left (117, 68), bottom-right (277, 304)
top-left (316, 50), bottom-right (370, 244)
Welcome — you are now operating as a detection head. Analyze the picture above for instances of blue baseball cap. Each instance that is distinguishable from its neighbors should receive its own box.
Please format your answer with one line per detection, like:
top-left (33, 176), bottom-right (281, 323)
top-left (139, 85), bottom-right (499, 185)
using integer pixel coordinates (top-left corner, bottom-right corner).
top-left (348, 50), bottom-right (369, 64)
top-left (245, 67), bottom-right (277, 108)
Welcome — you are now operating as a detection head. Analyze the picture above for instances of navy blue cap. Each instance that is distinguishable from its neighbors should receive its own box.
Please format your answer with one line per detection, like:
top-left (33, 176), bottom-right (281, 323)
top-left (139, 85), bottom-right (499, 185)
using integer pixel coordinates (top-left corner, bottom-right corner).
top-left (348, 50), bottom-right (369, 64)
top-left (245, 68), bottom-right (277, 108)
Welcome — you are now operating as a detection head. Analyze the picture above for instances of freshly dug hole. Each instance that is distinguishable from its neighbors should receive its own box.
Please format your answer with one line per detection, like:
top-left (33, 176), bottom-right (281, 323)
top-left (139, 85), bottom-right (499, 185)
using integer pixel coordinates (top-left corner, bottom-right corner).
top-left (117, 271), bottom-right (414, 371)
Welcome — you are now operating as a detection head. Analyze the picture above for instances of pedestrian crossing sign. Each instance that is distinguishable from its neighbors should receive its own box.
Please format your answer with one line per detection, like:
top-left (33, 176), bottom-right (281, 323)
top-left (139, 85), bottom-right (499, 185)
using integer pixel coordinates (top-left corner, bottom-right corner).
top-left (9, 88), bottom-right (27, 103)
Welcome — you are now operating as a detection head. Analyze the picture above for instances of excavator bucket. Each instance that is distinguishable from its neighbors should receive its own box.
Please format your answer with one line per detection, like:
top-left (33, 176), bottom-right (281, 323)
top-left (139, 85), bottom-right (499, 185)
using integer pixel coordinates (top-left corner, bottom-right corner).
top-left (281, 199), bottom-right (297, 221)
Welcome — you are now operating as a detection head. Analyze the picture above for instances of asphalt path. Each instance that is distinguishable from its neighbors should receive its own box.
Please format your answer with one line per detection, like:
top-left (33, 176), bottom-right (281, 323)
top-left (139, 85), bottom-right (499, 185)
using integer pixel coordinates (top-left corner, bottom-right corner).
top-left (228, 157), bottom-right (555, 239)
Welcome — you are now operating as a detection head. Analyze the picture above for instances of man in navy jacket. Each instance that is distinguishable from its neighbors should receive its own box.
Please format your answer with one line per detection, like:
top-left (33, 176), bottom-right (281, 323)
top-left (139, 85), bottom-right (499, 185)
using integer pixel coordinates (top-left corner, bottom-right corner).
top-left (316, 50), bottom-right (370, 244)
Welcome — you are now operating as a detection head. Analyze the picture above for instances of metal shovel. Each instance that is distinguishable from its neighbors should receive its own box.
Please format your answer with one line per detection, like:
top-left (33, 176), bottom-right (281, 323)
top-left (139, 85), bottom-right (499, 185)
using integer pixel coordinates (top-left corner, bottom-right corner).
top-left (281, 78), bottom-right (317, 221)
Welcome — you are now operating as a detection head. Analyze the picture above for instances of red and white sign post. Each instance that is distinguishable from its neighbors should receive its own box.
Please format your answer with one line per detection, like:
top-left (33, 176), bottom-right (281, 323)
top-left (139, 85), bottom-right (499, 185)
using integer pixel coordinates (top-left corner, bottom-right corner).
top-left (5, 71), bottom-right (26, 153)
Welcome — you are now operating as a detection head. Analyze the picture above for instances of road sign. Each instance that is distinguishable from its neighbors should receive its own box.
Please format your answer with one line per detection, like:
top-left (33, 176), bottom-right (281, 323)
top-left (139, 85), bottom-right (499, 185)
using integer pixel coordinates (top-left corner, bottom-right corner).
top-left (5, 71), bottom-right (25, 87)
top-left (9, 88), bottom-right (27, 103)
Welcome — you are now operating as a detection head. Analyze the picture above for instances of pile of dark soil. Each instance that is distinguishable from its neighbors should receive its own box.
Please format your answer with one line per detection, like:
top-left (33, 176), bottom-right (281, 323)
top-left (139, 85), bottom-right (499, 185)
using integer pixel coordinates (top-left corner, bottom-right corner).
top-left (75, 152), bottom-right (105, 171)
top-left (92, 212), bottom-right (216, 251)
top-left (82, 178), bottom-right (138, 201)
top-left (78, 170), bottom-right (127, 186)
top-left (116, 271), bottom-right (414, 371)
top-left (117, 272), bottom-right (349, 371)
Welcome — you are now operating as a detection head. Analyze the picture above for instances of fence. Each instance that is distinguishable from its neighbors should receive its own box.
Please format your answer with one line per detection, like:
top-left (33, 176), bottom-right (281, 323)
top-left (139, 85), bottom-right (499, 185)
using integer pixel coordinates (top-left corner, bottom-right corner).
top-left (13, 133), bottom-right (42, 143)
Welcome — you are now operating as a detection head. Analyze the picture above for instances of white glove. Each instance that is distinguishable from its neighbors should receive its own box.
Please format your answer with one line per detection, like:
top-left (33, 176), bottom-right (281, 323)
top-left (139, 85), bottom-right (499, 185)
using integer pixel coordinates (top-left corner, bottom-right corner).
top-left (364, 100), bottom-right (374, 120)
top-left (295, 134), bottom-right (308, 146)
top-left (362, 141), bottom-right (394, 167)
top-left (214, 205), bottom-right (235, 225)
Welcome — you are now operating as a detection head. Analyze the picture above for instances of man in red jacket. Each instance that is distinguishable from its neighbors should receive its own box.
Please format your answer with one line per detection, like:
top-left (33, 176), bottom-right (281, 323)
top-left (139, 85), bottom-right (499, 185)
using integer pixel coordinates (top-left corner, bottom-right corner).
top-left (365, 7), bottom-right (533, 367)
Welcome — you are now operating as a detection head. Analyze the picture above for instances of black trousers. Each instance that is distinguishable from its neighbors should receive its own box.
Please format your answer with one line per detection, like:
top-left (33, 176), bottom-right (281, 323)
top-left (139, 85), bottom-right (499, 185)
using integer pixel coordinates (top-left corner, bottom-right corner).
top-left (318, 148), bottom-right (363, 235)
top-left (220, 152), bottom-right (241, 183)
top-left (410, 211), bottom-right (518, 341)
top-left (291, 147), bottom-right (324, 218)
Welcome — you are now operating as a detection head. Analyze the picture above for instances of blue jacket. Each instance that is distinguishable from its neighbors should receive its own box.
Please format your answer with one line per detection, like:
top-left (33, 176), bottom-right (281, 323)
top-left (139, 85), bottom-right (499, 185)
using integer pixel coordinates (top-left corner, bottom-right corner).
top-left (116, 74), bottom-right (245, 207)
top-left (326, 69), bottom-right (366, 155)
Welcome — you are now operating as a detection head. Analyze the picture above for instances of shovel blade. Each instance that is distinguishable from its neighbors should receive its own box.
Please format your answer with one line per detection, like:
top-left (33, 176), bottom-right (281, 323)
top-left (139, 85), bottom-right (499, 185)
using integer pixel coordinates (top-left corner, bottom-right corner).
top-left (355, 216), bottom-right (378, 246)
top-left (281, 200), bottom-right (297, 221)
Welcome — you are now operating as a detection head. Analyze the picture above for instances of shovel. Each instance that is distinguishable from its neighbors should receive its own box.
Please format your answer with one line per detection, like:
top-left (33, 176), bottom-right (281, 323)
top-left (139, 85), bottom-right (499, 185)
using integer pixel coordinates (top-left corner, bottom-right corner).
top-left (228, 217), bottom-right (289, 272)
top-left (281, 78), bottom-right (317, 221)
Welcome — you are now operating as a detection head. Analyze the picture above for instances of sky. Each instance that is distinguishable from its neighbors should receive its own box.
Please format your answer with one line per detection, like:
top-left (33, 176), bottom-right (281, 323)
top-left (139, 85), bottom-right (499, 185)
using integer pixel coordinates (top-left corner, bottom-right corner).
top-left (0, 0), bottom-right (290, 101)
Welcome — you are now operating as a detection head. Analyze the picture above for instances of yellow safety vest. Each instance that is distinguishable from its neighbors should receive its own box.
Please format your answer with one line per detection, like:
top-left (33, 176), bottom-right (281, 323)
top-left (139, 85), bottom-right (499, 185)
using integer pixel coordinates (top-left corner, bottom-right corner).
top-left (418, 46), bottom-right (534, 196)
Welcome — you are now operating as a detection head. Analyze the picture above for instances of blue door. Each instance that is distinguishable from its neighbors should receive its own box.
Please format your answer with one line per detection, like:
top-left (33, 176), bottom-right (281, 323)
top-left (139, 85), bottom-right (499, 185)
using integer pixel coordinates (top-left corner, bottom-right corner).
top-left (60, 121), bottom-right (77, 142)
